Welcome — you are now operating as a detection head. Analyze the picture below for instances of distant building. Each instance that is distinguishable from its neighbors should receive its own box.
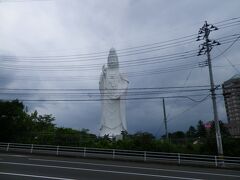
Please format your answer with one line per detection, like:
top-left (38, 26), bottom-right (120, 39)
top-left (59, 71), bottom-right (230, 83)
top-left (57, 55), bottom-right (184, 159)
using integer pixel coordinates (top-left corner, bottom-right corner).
top-left (223, 74), bottom-right (240, 137)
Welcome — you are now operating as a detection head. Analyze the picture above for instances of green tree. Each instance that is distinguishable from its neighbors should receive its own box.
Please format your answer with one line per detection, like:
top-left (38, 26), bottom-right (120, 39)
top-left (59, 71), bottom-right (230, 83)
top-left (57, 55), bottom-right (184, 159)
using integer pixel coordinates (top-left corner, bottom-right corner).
top-left (0, 100), bottom-right (56, 144)
top-left (186, 126), bottom-right (197, 138)
top-left (0, 100), bottom-right (30, 142)
top-left (196, 120), bottom-right (207, 138)
top-left (132, 132), bottom-right (155, 150)
top-left (169, 131), bottom-right (185, 139)
top-left (209, 120), bottom-right (230, 138)
top-left (54, 128), bottom-right (80, 146)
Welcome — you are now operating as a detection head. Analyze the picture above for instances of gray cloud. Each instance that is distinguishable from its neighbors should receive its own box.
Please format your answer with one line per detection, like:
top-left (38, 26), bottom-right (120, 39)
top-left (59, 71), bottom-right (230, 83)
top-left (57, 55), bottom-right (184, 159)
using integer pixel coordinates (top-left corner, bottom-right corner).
top-left (0, 0), bottom-right (239, 136)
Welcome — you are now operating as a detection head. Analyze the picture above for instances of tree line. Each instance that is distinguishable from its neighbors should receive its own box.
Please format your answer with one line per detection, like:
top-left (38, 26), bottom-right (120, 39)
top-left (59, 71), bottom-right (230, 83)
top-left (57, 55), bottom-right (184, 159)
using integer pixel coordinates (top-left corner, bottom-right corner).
top-left (0, 100), bottom-right (239, 156)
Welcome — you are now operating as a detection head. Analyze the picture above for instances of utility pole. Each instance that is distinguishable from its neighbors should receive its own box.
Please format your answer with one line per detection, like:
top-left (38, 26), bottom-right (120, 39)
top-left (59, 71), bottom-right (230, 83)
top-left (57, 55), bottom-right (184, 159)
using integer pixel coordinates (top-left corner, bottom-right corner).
top-left (197, 21), bottom-right (223, 156)
top-left (162, 98), bottom-right (168, 139)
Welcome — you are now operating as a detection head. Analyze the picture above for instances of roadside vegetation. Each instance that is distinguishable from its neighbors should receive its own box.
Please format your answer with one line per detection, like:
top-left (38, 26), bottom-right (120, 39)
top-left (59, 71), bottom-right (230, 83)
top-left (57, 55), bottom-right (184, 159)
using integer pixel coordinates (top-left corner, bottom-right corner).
top-left (1, 100), bottom-right (239, 156)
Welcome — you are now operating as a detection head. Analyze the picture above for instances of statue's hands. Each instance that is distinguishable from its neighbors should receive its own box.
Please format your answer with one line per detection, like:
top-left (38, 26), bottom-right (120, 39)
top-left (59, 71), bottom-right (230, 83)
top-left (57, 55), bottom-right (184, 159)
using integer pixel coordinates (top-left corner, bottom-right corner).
top-left (100, 65), bottom-right (107, 91)
top-left (102, 65), bottom-right (107, 76)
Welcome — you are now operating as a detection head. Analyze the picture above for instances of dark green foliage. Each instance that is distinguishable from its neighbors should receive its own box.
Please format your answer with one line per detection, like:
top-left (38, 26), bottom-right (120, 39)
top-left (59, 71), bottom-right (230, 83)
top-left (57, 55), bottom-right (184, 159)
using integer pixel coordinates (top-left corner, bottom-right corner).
top-left (54, 128), bottom-right (80, 146)
top-left (0, 100), bottom-right (31, 142)
top-left (0, 100), bottom-right (55, 144)
top-left (1, 100), bottom-right (240, 156)
top-left (131, 132), bottom-right (155, 150)
top-left (209, 121), bottom-right (230, 138)
top-left (196, 120), bottom-right (207, 138)
top-left (186, 126), bottom-right (197, 138)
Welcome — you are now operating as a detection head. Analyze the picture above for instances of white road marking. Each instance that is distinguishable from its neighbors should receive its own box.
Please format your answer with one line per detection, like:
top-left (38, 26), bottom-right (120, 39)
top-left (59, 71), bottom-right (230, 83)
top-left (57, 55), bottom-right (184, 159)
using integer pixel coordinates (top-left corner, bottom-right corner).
top-left (0, 161), bottom-right (203, 180)
top-left (0, 172), bottom-right (76, 180)
top-left (29, 157), bottom-right (240, 178)
top-left (0, 154), bottom-right (29, 158)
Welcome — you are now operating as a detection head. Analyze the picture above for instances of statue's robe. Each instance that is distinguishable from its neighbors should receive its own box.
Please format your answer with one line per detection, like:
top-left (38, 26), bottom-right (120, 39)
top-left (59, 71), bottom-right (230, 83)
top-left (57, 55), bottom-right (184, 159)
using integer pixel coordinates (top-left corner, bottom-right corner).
top-left (99, 49), bottom-right (128, 137)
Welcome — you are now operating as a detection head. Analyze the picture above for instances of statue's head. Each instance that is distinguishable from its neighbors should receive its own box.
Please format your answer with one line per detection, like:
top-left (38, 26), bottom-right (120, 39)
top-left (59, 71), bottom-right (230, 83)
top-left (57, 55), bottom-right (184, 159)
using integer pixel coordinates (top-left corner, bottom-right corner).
top-left (107, 48), bottom-right (119, 69)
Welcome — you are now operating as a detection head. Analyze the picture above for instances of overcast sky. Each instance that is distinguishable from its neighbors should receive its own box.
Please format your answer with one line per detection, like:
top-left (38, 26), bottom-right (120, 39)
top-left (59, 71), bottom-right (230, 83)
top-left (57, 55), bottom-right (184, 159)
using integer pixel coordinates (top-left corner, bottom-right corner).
top-left (0, 0), bottom-right (240, 136)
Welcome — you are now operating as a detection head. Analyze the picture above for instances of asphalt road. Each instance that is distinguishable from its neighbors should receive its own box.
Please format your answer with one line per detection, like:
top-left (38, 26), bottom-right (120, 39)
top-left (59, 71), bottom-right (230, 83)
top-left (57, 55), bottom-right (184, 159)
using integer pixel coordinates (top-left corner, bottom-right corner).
top-left (0, 153), bottom-right (239, 180)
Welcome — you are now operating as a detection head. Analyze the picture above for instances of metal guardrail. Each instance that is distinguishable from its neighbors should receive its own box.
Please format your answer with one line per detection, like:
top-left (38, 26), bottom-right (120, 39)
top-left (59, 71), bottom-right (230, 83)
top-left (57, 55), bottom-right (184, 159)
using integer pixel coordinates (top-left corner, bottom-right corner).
top-left (1, 142), bottom-right (240, 168)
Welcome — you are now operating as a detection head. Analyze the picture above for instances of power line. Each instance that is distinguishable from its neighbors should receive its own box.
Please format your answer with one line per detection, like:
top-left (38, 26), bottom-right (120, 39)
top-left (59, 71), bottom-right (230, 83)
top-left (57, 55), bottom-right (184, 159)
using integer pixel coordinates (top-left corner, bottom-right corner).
top-left (167, 95), bottom-right (210, 124)
top-left (0, 85), bottom-right (211, 91)
top-left (1, 18), bottom-right (239, 61)
top-left (214, 16), bottom-right (240, 25)
top-left (212, 34), bottom-right (240, 60)
top-left (0, 35), bottom-right (237, 73)
top-left (0, 0), bottom-right (50, 2)
top-left (0, 51), bottom-right (197, 68)
top-left (216, 47), bottom-right (240, 74)
top-left (218, 21), bottom-right (240, 29)
top-left (0, 90), bottom-right (212, 97)
top-left (1, 40), bottom-right (197, 62)
top-left (0, 94), bottom-right (212, 102)
top-left (5, 61), bottom-right (240, 81)
top-left (0, 56), bottom-right (197, 71)
top-left (1, 33), bottom-right (237, 63)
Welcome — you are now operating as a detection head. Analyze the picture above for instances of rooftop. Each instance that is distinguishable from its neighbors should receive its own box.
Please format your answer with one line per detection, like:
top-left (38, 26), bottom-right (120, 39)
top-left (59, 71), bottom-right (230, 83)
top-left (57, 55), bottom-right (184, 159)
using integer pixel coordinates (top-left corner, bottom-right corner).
top-left (230, 74), bottom-right (240, 80)
top-left (224, 74), bottom-right (240, 85)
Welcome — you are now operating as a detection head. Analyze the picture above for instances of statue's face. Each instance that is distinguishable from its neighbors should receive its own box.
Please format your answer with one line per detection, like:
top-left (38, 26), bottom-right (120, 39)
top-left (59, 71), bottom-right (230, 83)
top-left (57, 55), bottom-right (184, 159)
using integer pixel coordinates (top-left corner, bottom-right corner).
top-left (108, 48), bottom-right (119, 69)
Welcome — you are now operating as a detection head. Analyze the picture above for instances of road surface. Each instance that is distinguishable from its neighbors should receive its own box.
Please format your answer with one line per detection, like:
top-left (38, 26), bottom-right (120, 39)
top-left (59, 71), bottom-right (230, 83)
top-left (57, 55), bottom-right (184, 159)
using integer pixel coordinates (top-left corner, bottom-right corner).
top-left (0, 152), bottom-right (239, 179)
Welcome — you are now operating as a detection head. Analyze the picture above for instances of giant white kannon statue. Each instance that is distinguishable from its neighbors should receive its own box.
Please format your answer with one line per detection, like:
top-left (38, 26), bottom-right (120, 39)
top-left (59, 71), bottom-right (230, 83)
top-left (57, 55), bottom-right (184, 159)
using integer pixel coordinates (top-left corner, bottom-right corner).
top-left (99, 48), bottom-right (129, 137)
